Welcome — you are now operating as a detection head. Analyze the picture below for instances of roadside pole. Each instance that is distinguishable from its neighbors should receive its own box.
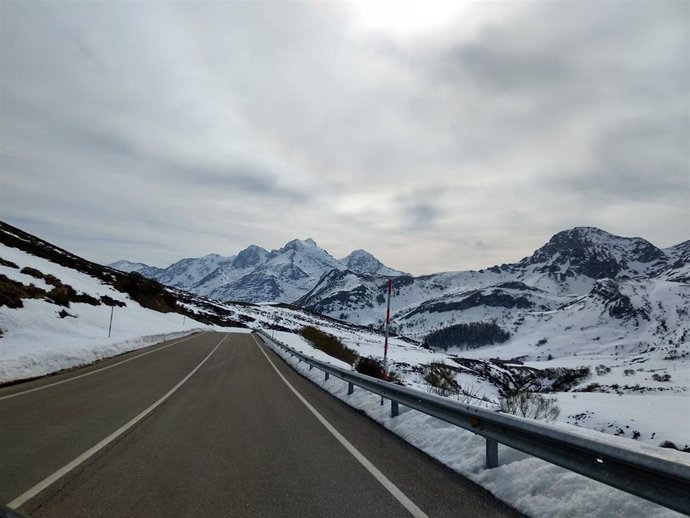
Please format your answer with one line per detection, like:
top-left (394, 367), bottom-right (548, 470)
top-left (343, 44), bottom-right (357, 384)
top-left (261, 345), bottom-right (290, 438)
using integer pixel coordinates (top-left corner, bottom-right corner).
top-left (382, 278), bottom-right (392, 379)
top-left (108, 306), bottom-right (114, 338)
top-left (380, 279), bottom-right (393, 405)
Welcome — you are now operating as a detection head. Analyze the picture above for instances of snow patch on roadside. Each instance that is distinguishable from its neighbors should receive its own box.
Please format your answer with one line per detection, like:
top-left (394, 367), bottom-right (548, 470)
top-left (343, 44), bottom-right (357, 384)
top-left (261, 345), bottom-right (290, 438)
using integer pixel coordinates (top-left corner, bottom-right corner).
top-left (0, 327), bottom-right (204, 383)
top-left (262, 336), bottom-right (687, 518)
top-left (0, 242), bottom-right (223, 383)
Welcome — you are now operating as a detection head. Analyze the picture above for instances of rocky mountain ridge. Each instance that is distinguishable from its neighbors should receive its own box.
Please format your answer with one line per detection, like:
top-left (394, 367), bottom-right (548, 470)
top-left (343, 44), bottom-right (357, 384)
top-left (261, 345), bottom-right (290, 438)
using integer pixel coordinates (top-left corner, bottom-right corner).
top-left (112, 228), bottom-right (688, 324)
top-left (111, 238), bottom-right (406, 304)
top-left (294, 227), bottom-right (688, 342)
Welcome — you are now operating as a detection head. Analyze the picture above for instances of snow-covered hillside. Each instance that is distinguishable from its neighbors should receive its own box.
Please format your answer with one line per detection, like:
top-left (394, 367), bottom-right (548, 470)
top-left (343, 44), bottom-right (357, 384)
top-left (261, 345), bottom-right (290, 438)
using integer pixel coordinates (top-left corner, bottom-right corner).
top-left (265, 334), bottom-right (688, 518)
top-left (242, 294), bottom-right (689, 453)
top-left (0, 235), bottom-right (210, 382)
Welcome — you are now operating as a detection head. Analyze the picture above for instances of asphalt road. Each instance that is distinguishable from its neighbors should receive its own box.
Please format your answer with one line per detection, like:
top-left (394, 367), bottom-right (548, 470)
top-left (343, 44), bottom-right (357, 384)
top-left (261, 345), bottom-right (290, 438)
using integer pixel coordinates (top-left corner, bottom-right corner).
top-left (0, 331), bottom-right (521, 517)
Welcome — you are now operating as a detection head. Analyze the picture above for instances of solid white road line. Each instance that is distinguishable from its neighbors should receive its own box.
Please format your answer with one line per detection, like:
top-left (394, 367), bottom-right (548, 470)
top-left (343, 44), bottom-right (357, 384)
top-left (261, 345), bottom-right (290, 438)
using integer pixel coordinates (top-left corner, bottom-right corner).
top-left (0, 332), bottom-right (204, 402)
top-left (252, 335), bottom-right (429, 518)
top-left (7, 334), bottom-right (227, 510)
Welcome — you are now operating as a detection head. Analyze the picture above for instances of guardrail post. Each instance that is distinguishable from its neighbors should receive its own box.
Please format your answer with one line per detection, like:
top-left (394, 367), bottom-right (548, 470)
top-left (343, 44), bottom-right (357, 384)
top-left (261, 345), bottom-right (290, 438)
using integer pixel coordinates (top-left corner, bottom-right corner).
top-left (391, 400), bottom-right (399, 418)
top-left (347, 382), bottom-right (354, 395)
top-left (486, 438), bottom-right (498, 469)
top-left (325, 372), bottom-right (329, 381)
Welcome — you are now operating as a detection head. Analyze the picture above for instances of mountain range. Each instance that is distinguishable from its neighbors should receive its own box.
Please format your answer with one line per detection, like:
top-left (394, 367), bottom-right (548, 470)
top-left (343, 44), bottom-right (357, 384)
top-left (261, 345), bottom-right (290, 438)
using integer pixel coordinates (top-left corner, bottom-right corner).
top-left (111, 239), bottom-right (407, 304)
top-left (297, 227), bottom-right (689, 332)
top-left (112, 227), bottom-right (688, 337)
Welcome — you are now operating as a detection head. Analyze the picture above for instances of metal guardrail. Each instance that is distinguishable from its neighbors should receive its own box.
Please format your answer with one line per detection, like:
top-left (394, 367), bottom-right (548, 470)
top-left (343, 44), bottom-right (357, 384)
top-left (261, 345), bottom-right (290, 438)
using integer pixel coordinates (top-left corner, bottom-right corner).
top-left (256, 331), bottom-right (690, 515)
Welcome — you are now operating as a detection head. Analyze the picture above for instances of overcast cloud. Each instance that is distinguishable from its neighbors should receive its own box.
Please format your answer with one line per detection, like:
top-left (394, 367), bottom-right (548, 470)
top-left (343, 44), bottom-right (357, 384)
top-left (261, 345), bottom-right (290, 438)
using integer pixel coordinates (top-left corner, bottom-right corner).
top-left (1, 0), bottom-right (688, 274)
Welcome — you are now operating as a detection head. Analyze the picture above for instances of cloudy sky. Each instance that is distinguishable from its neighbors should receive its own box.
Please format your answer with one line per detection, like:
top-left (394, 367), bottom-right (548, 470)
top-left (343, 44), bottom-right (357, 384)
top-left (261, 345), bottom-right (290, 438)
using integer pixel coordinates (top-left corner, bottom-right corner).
top-left (1, 0), bottom-right (688, 275)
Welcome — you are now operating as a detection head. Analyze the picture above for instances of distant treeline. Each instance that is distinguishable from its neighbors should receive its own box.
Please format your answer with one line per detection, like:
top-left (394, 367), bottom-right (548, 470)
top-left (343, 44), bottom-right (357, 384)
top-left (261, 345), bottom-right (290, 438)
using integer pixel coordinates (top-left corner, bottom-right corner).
top-left (423, 322), bottom-right (510, 350)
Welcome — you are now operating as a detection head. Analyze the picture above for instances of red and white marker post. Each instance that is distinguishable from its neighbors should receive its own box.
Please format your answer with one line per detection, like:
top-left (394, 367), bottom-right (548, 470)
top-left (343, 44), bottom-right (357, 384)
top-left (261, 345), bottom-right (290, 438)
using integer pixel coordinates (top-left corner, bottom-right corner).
top-left (382, 278), bottom-right (392, 381)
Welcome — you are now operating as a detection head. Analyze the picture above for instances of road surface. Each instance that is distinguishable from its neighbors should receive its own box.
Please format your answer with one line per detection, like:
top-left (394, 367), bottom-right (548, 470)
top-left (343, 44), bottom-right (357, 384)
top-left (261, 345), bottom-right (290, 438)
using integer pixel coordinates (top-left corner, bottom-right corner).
top-left (0, 331), bottom-right (521, 517)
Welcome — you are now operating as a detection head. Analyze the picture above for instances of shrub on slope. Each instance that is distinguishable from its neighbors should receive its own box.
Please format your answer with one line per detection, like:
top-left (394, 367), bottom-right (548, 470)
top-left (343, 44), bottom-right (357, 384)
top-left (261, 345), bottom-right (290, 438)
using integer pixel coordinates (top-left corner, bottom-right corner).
top-left (423, 322), bottom-right (510, 350)
top-left (300, 326), bottom-right (358, 365)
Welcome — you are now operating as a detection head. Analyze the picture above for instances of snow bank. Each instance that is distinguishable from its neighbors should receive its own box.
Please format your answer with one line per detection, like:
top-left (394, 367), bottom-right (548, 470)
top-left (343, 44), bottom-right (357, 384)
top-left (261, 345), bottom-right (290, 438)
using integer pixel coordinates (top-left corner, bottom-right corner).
top-left (0, 242), bottom-right (216, 382)
top-left (263, 336), bottom-right (687, 518)
top-left (0, 302), bottom-right (206, 382)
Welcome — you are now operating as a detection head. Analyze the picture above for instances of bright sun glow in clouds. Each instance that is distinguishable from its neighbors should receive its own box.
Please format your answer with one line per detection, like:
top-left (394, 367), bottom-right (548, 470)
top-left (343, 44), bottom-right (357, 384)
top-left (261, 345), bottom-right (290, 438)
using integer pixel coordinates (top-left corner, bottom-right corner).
top-left (349, 0), bottom-right (471, 35)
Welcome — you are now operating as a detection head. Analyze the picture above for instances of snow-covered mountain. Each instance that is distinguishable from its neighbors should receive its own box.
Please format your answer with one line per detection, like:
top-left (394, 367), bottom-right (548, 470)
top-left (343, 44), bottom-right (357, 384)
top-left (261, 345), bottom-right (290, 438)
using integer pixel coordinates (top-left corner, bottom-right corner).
top-left (340, 249), bottom-right (407, 277)
top-left (106, 260), bottom-right (164, 279)
top-left (206, 238), bottom-right (346, 302)
top-left (107, 259), bottom-right (151, 273)
top-left (298, 227), bottom-right (688, 337)
top-left (152, 253), bottom-right (234, 290)
top-left (112, 238), bottom-right (403, 304)
top-left (111, 228), bottom-right (688, 342)
top-left (512, 227), bottom-right (668, 292)
top-left (182, 245), bottom-right (267, 297)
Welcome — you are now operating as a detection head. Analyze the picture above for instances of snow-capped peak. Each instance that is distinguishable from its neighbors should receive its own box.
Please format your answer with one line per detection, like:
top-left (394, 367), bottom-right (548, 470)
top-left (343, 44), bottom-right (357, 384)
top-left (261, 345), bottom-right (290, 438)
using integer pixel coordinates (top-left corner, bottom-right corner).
top-left (108, 260), bottom-right (151, 273)
top-left (199, 238), bottom-right (347, 303)
top-left (267, 238), bottom-right (344, 276)
top-left (153, 253), bottom-right (234, 290)
top-left (341, 249), bottom-right (405, 277)
top-left (523, 226), bottom-right (666, 279)
top-left (280, 238), bottom-right (319, 253)
top-left (231, 245), bottom-right (269, 269)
